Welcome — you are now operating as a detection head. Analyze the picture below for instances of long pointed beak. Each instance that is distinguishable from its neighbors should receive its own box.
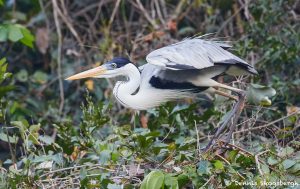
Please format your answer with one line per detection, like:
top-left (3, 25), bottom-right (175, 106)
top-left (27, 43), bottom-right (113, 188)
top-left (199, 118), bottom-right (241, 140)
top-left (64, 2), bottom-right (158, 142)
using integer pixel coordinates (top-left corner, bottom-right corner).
top-left (65, 66), bottom-right (107, 80)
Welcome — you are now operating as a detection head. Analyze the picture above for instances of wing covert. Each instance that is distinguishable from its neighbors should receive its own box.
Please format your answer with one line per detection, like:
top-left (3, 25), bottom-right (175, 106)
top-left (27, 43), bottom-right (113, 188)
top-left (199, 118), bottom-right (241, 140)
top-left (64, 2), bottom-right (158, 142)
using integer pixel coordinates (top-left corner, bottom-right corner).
top-left (146, 38), bottom-right (249, 70)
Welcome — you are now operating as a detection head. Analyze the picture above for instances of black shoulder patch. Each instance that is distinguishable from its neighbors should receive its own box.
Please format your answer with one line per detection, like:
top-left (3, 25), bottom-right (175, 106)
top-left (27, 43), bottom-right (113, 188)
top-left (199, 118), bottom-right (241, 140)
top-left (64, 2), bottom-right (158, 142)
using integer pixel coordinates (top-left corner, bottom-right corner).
top-left (149, 76), bottom-right (208, 93)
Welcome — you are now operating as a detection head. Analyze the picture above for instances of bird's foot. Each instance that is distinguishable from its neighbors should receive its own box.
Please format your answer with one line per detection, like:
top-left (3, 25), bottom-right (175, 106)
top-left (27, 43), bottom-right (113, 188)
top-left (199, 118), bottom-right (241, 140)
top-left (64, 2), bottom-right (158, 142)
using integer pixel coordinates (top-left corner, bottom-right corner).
top-left (202, 91), bottom-right (246, 152)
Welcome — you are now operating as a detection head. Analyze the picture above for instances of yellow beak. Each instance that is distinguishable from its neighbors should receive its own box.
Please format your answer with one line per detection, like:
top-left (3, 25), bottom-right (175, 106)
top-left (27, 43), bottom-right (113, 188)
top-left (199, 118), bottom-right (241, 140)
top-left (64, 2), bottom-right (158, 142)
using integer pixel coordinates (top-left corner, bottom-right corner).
top-left (65, 66), bottom-right (107, 80)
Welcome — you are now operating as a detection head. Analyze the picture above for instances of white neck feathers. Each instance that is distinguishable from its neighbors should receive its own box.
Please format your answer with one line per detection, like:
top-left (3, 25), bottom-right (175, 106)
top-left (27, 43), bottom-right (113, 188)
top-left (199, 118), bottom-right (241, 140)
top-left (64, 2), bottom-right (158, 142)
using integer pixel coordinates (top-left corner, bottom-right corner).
top-left (113, 64), bottom-right (141, 108)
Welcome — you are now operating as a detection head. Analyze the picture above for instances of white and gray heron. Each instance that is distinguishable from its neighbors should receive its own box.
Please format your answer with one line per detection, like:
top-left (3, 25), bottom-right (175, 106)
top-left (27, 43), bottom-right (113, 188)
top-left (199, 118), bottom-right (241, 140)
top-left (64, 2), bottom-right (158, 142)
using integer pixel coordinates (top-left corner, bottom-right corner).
top-left (66, 36), bottom-right (257, 150)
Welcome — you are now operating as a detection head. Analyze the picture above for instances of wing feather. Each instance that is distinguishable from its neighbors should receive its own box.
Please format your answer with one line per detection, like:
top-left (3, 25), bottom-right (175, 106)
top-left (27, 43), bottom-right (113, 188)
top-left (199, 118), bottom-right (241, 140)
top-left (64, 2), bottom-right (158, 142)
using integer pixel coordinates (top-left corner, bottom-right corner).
top-left (146, 37), bottom-right (250, 71)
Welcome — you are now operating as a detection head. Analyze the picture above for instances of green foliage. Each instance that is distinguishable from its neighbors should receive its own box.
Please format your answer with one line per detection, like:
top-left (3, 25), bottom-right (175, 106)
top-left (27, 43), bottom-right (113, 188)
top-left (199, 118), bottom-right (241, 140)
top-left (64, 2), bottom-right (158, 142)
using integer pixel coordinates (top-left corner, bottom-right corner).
top-left (141, 170), bottom-right (180, 189)
top-left (0, 24), bottom-right (35, 47)
top-left (1, 94), bottom-right (300, 188)
top-left (141, 171), bottom-right (165, 189)
top-left (0, 58), bottom-right (13, 98)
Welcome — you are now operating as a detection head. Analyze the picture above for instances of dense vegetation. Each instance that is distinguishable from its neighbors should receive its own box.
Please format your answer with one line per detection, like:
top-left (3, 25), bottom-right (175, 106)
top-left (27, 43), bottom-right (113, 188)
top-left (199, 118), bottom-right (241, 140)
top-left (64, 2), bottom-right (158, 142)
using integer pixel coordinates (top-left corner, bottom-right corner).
top-left (0, 0), bottom-right (299, 188)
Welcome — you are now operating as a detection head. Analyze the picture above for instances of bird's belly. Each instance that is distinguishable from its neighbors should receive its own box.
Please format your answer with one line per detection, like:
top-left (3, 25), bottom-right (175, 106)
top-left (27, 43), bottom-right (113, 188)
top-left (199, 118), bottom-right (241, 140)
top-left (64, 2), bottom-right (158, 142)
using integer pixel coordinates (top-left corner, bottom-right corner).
top-left (114, 88), bottom-right (201, 110)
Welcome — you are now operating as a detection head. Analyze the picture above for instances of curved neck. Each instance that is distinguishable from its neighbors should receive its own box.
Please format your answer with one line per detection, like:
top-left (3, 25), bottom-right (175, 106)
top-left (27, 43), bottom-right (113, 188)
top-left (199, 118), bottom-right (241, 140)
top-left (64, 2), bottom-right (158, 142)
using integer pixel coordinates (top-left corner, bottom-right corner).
top-left (113, 64), bottom-right (141, 108)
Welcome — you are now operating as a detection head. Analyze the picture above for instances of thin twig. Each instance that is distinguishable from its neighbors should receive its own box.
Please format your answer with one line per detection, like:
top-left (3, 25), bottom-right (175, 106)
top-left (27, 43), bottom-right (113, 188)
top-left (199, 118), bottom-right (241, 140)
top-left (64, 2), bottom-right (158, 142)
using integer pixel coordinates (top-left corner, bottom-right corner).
top-left (255, 150), bottom-right (269, 176)
top-left (194, 121), bottom-right (201, 157)
top-left (40, 164), bottom-right (115, 178)
top-left (108, 0), bottom-right (122, 30)
top-left (233, 110), bottom-right (300, 135)
top-left (52, 0), bottom-right (64, 115)
top-left (200, 176), bottom-right (213, 189)
top-left (154, 0), bottom-right (166, 26)
top-left (215, 4), bottom-right (244, 36)
top-left (133, 0), bottom-right (159, 29)
top-left (54, 1), bottom-right (83, 47)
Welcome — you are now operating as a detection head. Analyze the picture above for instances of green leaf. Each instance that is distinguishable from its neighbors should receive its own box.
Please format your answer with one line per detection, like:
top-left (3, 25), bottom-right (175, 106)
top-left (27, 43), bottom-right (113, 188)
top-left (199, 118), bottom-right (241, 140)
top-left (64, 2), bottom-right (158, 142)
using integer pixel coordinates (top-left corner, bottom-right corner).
top-left (197, 160), bottom-right (211, 175)
top-left (214, 160), bottom-right (224, 170)
top-left (228, 150), bottom-right (239, 162)
top-left (32, 155), bottom-right (54, 163)
top-left (177, 174), bottom-right (189, 188)
top-left (107, 184), bottom-right (122, 189)
top-left (0, 57), bottom-right (6, 64)
top-left (282, 159), bottom-right (296, 170)
top-left (0, 132), bottom-right (19, 143)
top-left (0, 85), bottom-right (15, 98)
top-left (141, 171), bottom-right (164, 189)
top-left (8, 25), bottom-right (23, 42)
top-left (0, 25), bottom-right (8, 42)
top-left (19, 26), bottom-right (35, 48)
top-left (29, 124), bottom-right (40, 133)
top-left (164, 174), bottom-right (179, 189)
top-left (278, 147), bottom-right (294, 157)
top-left (11, 120), bottom-right (29, 132)
top-left (236, 154), bottom-right (254, 167)
top-left (267, 157), bottom-right (279, 165)
top-left (246, 84), bottom-right (276, 106)
top-left (32, 71), bottom-right (48, 84)
top-left (39, 135), bottom-right (54, 145)
top-left (10, 12), bottom-right (27, 21)
top-left (16, 69), bottom-right (28, 82)
top-left (79, 167), bottom-right (87, 180)
top-left (99, 150), bottom-right (111, 164)
top-left (261, 164), bottom-right (270, 174)
top-left (289, 163), bottom-right (300, 175)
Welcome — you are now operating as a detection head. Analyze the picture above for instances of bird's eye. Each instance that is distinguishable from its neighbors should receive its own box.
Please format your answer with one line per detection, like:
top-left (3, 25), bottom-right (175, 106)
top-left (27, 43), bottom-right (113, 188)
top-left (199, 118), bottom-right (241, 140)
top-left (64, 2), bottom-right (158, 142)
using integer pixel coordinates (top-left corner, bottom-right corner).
top-left (111, 63), bottom-right (117, 69)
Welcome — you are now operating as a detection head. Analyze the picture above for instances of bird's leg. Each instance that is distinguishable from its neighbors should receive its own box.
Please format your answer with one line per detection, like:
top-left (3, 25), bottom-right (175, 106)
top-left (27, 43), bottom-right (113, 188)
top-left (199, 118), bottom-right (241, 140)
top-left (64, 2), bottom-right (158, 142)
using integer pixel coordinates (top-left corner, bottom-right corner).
top-left (215, 83), bottom-right (244, 95)
top-left (131, 110), bottom-right (140, 129)
top-left (224, 91), bottom-right (246, 143)
top-left (202, 84), bottom-right (246, 152)
top-left (202, 100), bottom-right (239, 152)
top-left (214, 90), bottom-right (238, 101)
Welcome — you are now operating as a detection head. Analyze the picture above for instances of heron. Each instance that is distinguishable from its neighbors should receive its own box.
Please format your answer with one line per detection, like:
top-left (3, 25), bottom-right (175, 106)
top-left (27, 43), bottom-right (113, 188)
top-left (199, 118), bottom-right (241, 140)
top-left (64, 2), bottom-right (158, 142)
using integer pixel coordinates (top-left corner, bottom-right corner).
top-left (66, 36), bottom-right (257, 150)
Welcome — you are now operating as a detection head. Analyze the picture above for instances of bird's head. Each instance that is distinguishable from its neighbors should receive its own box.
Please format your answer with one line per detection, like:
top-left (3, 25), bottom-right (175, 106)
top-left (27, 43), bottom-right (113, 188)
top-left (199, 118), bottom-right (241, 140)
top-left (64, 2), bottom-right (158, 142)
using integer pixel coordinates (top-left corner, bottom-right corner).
top-left (66, 57), bottom-right (132, 80)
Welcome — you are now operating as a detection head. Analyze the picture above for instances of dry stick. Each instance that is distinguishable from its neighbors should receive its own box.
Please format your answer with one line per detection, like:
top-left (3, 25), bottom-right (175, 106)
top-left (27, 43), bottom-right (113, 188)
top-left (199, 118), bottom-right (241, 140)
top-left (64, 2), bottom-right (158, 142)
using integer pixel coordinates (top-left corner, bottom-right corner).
top-left (255, 150), bottom-right (269, 177)
top-left (154, 0), bottom-right (166, 26)
top-left (215, 4), bottom-right (244, 36)
top-left (194, 120), bottom-right (201, 157)
top-left (220, 141), bottom-right (281, 175)
top-left (38, 0), bottom-right (50, 31)
top-left (200, 177), bottom-right (214, 188)
top-left (40, 164), bottom-right (115, 178)
top-left (134, 0), bottom-right (159, 29)
top-left (174, 0), bottom-right (187, 19)
top-left (54, 2), bottom-right (83, 47)
top-left (108, 0), bottom-right (122, 30)
top-left (233, 2), bottom-right (244, 34)
top-left (215, 153), bottom-right (245, 180)
top-left (219, 140), bottom-right (253, 156)
top-left (54, 1), bottom-right (92, 63)
top-left (159, 0), bottom-right (167, 19)
top-left (233, 110), bottom-right (300, 135)
top-left (52, 0), bottom-right (64, 115)
top-left (92, 1), bottom-right (106, 25)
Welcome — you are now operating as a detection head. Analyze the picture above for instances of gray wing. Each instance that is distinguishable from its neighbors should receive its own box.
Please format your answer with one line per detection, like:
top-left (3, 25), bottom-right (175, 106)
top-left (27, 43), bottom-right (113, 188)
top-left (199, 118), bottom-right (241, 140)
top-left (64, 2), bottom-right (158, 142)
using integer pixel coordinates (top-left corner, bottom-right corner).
top-left (146, 37), bottom-right (253, 71)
